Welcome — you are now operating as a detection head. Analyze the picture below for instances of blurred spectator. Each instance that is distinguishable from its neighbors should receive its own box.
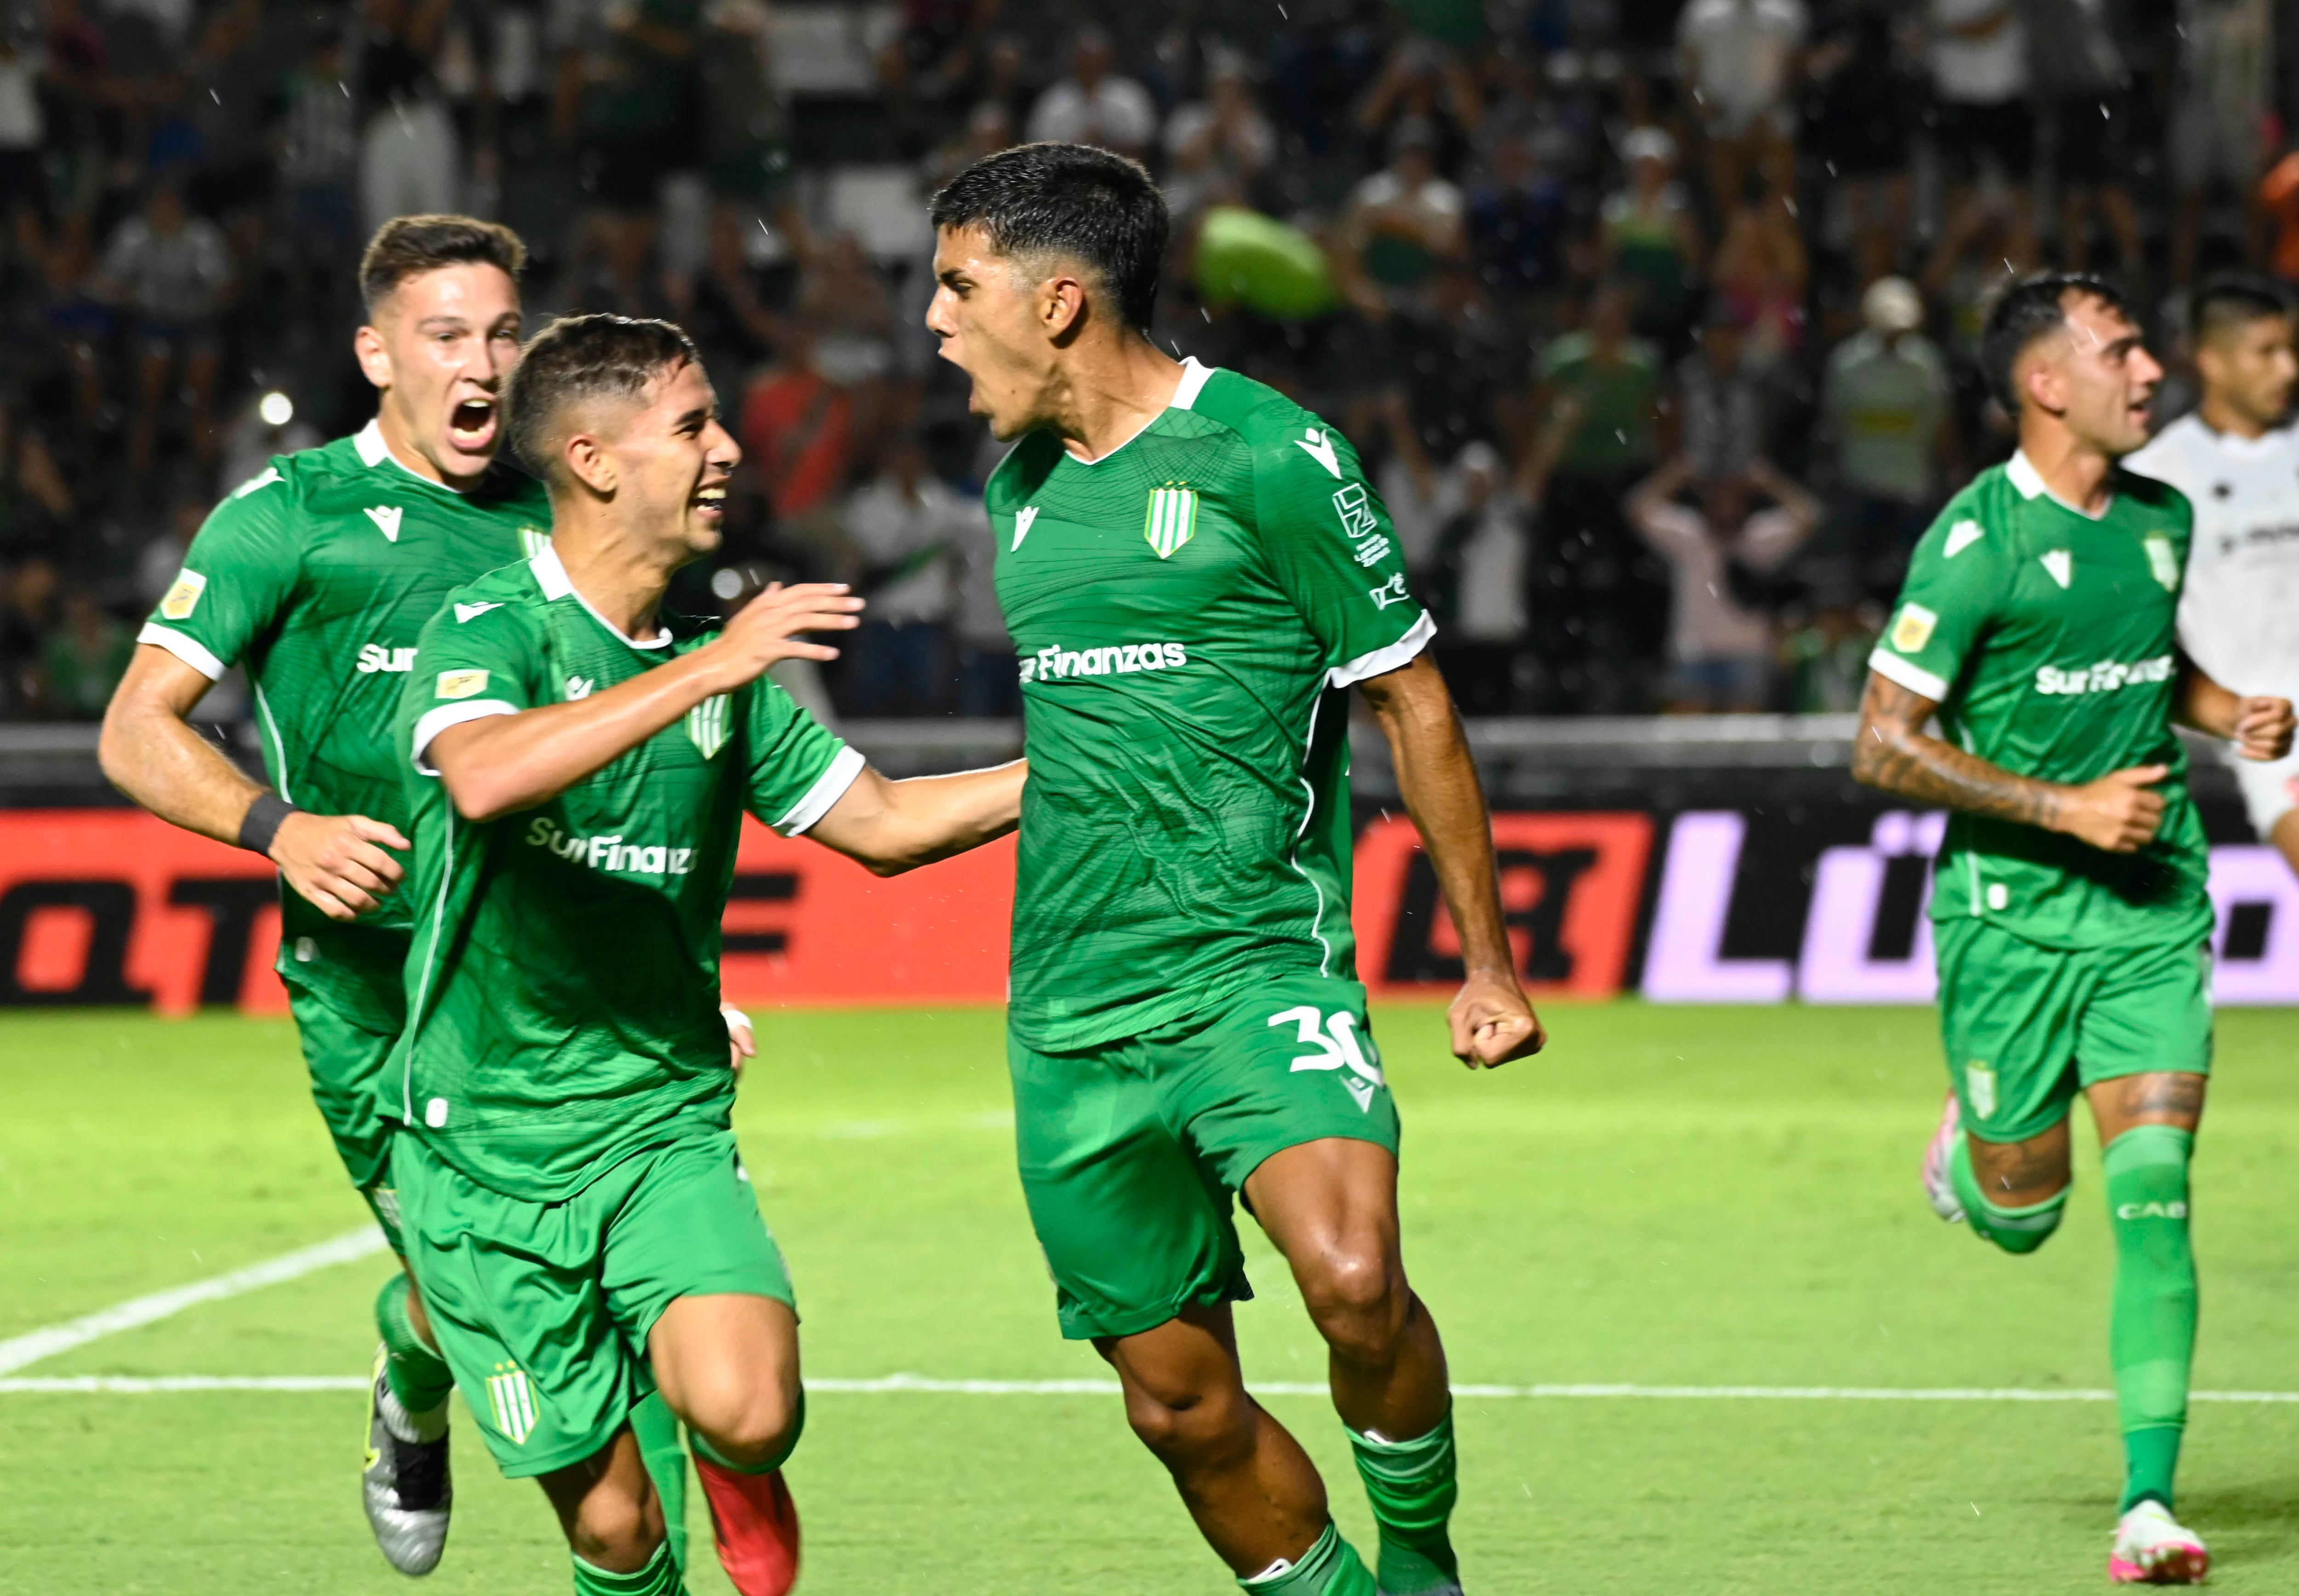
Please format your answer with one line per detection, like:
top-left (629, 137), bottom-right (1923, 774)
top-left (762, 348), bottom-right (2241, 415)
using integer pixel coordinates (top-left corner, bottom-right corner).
top-left (1710, 197), bottom-right (1807, 372)
top-left (1800, 0), bottom-right (1913, 282)
top-left (2170, 0), bottom-right (2272, 288)
top-left (840, 437), bottom-right (972, 716)
top-left (877, 0), bottom-right (997, 145)
top-left (740, 327), bottom-right (856, 553)
top-left (39, 587), bottom-right (131, 718)
top-left (1924, 0), bottom-right (2036, 269)
top-left (950, 486), bottom-right (1012, 718)
top-left (796, 232), bottom-right (902, 450)
top-left (1817, 276), bottom-right (1953, 598)
top-left (0, 555), bottom-right (57, 714)
top-left (1675, 0), bottom-right (1806, 208)
top-left (2033, 0), bottom-right (2138, 277)
top-left (1525, 284), bottom-right (1665, 501)
top-left (0, 11), bottom-right (48, 241)
top-left (698, 1), bottom-right (789, 225)
top-left (1781, 598), bottom-right (1881, 712)
top-left (1355, 37), bottom-right (1480, 176)
top-left (1600, 127), bottom-right (1702, 345)
top-left (2262, 153), bottom-right (2299, 284)
top-left (133, 495), bottom-right (204, 611)
top-left (1161, 54), bottom-right (1275, 229)
top-left (275, 23), bottom-right (361, 302)
top-left (95, 182), bottom-right (234, 476)
top-left (1465, 126), bottom-right (1573, 330)
top-left (1676, 305), bottom-right (1765, 483)
top-left (1424, 441), bottom-right (1531, 715)
top-left (1025, 27), bottom-right (1157, 159)
top-left (1625, 456), bottom-right (1819, 712)
top-left (357, 0), bottom-right (458, 235)
top-left (0, 400), bottom-right (74, 566)
top-left (1336, 119), bottom-right (1465, 321)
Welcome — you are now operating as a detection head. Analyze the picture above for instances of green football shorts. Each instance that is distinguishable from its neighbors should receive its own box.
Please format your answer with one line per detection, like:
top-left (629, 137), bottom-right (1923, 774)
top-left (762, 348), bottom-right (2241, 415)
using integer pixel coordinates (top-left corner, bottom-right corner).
top-left (392, 1129), bottom-right (795, 1478)
top-left (1008, 973), bottom-right (1403, 1342)
top-left (1934, 917), bottom-right (2213, 1145)
top-left (285, 987), bottom-right (403, 1253)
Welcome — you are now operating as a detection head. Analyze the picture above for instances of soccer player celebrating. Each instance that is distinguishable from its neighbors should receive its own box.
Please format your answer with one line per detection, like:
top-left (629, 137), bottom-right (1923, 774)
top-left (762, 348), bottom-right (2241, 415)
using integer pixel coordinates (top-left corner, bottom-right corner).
top-left (926, 143), bottom-right (1544, 1596)
top-left (2127, 274), bottom-right (2299, 878)
top-left (1854, 273), bottom-right (2295, 1585)
top-left (394, 313), bottom-right (1024, 1596)
top-left (92, 215), bottom-right (709, 1575)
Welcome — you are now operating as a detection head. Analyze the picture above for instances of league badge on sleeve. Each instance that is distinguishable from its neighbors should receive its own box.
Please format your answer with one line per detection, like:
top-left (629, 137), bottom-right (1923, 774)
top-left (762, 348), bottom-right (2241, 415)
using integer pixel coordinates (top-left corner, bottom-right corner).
top-left (1890, 603), bottom-right (1936, 653)
top-left (159, 569), bottom-right (207, 621)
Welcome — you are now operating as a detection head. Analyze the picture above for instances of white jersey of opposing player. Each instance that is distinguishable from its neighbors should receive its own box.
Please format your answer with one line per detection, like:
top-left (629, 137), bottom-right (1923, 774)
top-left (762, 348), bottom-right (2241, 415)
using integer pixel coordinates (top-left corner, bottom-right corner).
top-left (2126, 414), bottom-right (2299, 688)
top-left (2125, 412), bottom-right (2299, 836)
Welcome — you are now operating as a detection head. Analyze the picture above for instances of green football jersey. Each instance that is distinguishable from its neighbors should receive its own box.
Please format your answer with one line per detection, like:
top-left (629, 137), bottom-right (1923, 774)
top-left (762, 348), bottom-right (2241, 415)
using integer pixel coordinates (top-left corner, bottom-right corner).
top-left (389, 544), bottom-right (861, 1200)
top-left (988, 359), bottom-right (1433, 1051)
top-left (1870, 450), bottom-right (2211, 949)
top-left (138, 420), bottom-right (550, 1027)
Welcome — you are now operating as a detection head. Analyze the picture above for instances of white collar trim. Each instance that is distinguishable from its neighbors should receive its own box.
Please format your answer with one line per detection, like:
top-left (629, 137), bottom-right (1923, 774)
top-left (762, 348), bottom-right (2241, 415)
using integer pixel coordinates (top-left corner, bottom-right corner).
top-left (1064, 357), bottom-right (1215, 466)
top-left (354, 417), bottom-right (469, 494)
top-left (2005, 449), bottom-right (2111, 520)
top-left (529, 545), bottom-right (671, 650)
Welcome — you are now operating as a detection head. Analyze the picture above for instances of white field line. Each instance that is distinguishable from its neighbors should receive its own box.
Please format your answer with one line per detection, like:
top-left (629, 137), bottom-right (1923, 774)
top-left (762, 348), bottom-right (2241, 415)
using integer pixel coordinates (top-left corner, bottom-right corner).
top-left (5, 1374), bottom-right (2299, 1403)
top-left (0, 1228), bottom-right (387, 1377)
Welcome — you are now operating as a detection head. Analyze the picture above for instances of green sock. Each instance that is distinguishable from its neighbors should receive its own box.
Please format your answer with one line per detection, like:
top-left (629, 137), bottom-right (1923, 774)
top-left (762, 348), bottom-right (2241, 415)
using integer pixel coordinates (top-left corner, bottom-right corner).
top-left (1238, 1523), bottom-right (1378, 1596)
top-left (2104, 1125), bottom-right (2197, 1513)
top-left (689, 1389), bottom-right (806, 1476)
top-left (570, 1539), bottom-right (686, 1596)
top-left (1348, 1408), bottom-right (1461, 1594)
top-left (630, 1395), bottom-right (688, 1572)
top-left (1947, 1137), bottom-right (2068, 1254)
top-left (374, 1274), bottom-right (454, 1416)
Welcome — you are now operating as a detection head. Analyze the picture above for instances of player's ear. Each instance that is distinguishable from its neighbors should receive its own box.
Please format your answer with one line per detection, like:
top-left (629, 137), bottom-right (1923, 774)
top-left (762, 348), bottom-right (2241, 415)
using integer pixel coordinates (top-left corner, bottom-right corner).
top-left (354, 321), bottom-right (392, 392)
top-left (1041, 273), bottom-right (1087, 342)
top-left (2022, 349), bottom-right (2068, 418)
top-left (563, 430), bottom-right (616, 496)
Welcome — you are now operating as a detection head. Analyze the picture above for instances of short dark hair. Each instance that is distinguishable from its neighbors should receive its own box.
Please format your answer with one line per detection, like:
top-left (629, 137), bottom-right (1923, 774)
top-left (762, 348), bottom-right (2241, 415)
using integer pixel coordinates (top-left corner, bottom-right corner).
top-left (2193, 272), bottom-right (2292, 346)
top-left (504, 314), bottom-right (700, 485)
top-left (1979, 272), bottom-right (2135, 412)
top-left (359, 215), bottom-right (526, 314)
top-left (928, 142), bottom-right (1169, 331)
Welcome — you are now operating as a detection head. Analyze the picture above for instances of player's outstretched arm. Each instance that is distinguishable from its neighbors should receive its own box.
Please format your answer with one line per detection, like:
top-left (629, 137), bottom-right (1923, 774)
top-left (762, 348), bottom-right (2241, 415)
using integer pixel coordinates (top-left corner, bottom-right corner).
top-left (429, 583), bottom-right (861, 822)
top-left (101, 646), bottom-right (409, 921)
top-left (805, 759), bottom-right (1026, 877)
top-left (1853, 669), bottom-right (2169, 854)
top-left (1357, 653), bottom-right (1544, 1068)
top-left (2173, 654), bottom-right (2295, 761)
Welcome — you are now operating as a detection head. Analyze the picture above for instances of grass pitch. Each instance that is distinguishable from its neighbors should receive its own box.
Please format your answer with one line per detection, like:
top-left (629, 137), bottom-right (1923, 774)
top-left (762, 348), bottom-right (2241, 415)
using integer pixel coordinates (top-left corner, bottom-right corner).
top-left (4, 1000), bottom-right (2299, 1595)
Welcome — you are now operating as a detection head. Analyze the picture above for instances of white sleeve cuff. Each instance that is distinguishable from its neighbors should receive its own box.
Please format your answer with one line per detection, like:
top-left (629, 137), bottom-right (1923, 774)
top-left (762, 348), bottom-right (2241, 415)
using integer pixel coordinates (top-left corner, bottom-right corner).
top-left (1867, 647), bottom-right (1951, 702)
top-left (410, 700), bottom-right (520, 775)
top-left (774, 744), bottom-right (866, 836)
top-left (137, 622), bottom-right (226, 681)
top-left (1329, 610), bottom-right (1436, 689)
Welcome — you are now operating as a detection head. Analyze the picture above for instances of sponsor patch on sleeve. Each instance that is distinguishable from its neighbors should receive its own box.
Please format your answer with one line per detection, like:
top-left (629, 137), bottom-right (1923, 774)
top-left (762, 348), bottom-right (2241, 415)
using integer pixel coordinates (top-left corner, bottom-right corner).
top-left (435, 668), bottom-right (489, 700)
top-left (1890, 602), bottom-right (1937, 653)
top-left (159, 569), bottom-right (207, 621)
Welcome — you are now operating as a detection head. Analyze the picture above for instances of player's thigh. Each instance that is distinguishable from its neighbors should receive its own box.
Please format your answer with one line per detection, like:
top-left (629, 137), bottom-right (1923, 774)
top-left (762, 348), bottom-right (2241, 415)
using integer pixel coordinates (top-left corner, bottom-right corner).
top-left (1934, 918), bottom-right (2085, 1145)
top-left (602, 1134), bottom-right (799, 1428)
top-left (286, 986), bottom-right (404, 1246)
top-left (2072, 938), bottom-right (2214, 1102)
top-left (389, 1134), bottom-right (646, 1480)
top-left (1008, 1029), bottom-right (1249, 1342)
top-left (1168, 975), bottom-right (1402, 1199)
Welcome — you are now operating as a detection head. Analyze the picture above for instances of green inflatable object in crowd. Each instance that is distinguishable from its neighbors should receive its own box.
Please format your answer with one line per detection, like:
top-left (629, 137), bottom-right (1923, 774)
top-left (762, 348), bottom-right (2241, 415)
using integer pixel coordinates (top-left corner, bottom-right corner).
top-left (1193, 206), bottom-right (1338, 320)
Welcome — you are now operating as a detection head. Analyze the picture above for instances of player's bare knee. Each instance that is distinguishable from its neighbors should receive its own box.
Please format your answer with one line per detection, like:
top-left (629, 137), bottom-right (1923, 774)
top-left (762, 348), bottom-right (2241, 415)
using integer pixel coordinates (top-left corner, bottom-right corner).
top-left (567, 1478), bottom-right (663, 1570)
top-left (1121, 1376), bottom-right (1254, 1464)
top-left (686, 1382), bottom-right (799, 1468)
top-left (1298, 1246), bottom-right (1408, 1364)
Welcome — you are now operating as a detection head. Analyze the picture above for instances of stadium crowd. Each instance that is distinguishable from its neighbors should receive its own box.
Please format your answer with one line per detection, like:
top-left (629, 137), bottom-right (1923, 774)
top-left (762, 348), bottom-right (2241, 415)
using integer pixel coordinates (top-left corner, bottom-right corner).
top-left (0, 0), bottom-right (2286, 723)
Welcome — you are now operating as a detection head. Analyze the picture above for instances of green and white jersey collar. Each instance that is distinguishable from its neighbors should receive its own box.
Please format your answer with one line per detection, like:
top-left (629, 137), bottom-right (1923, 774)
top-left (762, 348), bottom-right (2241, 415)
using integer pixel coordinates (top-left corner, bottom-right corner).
top-left (529, 542), bottom-right (673, 651)
top-left (2005, 448), bottom-right (2112, 521)
top-left (353, 417), bottom-right (473, 498)
top-left (1062, 356), bottom-right (1217, 465)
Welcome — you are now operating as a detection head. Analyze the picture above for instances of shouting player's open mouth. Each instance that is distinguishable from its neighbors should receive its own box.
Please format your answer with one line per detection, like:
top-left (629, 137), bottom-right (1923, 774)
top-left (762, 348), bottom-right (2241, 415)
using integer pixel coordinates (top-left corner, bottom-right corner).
top-left (448, 397), bottom-right (498, 453)
top-left (691, 482), bottom-right (727, 525)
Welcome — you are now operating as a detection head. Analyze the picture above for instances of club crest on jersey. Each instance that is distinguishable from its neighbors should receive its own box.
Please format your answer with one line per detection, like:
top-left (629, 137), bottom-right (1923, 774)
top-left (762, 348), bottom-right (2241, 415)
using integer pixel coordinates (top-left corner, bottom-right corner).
top-left (159, 569), bottom-right (207, 621)
top-left (1144, 485), bottom-right (1198, 559)
top-left (2144, 533), bottom-right (2180, 591)
top-left (365, 504), bottom-right (403, 542)
top-left (1966, 1062), bottom-right (1996, 1122)
top-left (486, 1363), bottom-right (538, 1444)
top-left (518, 525), bottom-right (549, 558)
top-left (686, 693), bottom-right (731, 758)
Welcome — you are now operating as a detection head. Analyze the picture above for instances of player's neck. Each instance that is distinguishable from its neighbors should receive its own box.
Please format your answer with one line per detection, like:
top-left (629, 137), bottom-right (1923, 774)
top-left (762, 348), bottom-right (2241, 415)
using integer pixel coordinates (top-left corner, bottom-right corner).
top-left (1050, 335), bottom-right (1186, 462)
top-left (546, 518), bottom-right (676, 642)
top-left (2197, 392), bottom-right (2272, 441)
top-left (2015, 425), bottom-right (2117, 516)
top-left (374, 405), bottom-right (487, 493)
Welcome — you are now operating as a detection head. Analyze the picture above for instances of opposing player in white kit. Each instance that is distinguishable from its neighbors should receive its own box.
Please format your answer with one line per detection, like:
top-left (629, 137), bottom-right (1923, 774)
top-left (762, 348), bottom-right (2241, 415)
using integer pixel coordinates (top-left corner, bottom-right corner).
top-left (2128, 274), bottom-right (2299, 874)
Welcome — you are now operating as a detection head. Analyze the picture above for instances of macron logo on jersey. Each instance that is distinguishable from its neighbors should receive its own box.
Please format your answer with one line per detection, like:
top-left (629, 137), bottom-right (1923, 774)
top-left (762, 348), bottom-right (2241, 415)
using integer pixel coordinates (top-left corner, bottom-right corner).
top-left (1295, 428), bottom-right (1343, 479)
top-left (366, 505), bottom-right (404, 542)
top-left (455, 601), bottom-right (503, 623)
top-left (2040, 549), bottom-right (2072, 589)
top-left (1012, 505), bottom-right (1038, 552)
top-left (1944, 520), bottom-right (1984, 558)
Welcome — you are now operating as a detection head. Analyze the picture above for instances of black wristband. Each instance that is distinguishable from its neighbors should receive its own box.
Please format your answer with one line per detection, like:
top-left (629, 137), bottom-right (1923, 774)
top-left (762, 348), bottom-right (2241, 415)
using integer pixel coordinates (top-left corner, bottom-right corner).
top-left (237, 792), bottom-right (298, 857)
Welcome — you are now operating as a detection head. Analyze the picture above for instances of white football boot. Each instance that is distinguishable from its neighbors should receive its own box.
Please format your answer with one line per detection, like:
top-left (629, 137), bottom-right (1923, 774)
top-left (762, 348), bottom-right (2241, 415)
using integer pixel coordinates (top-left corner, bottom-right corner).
top-left (363, 1346), bottom-right (452, 1574)
top-left (1921, 1091), bottom-right (1966, 1222)
top-left (2109, 1500), bottom-right (2209, 1585)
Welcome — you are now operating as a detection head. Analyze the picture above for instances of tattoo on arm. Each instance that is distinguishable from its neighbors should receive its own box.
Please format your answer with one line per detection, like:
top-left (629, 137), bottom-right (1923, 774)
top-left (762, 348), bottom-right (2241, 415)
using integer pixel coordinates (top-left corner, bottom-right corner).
top-left (1851, 673), bottom-right (2062, 830)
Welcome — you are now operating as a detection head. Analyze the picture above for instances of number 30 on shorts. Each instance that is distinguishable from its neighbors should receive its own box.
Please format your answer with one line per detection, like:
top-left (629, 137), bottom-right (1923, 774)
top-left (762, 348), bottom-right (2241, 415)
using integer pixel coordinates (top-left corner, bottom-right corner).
top-left (1268, 1005), bottom-right (1386, 1112)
